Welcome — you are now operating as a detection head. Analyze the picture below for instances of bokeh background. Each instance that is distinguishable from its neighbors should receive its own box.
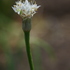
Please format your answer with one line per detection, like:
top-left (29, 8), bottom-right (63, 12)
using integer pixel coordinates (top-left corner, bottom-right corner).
top-left (0, 0), bottom-right (70, 70)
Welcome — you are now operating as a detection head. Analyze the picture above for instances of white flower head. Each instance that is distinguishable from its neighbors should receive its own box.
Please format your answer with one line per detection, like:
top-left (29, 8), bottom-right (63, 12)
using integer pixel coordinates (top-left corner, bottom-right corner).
top-left (12, 0), bottom-right (40, 18)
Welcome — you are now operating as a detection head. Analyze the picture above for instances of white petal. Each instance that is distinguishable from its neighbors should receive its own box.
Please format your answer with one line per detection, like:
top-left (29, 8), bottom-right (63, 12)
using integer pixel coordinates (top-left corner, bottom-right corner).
top-left (12, 0), bottom-right (40, 18)
top-left (12, 7), bottom-right (17, 12)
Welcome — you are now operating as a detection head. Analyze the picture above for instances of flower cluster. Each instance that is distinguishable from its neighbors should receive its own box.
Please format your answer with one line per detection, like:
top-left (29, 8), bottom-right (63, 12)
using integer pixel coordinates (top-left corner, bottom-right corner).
top-left (12, 0), bottom-right (40, 18)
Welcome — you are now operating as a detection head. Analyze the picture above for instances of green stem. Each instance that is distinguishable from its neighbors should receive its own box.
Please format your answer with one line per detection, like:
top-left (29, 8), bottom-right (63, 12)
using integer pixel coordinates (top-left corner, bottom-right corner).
top-left (24, 31), bottom-right (34, 70)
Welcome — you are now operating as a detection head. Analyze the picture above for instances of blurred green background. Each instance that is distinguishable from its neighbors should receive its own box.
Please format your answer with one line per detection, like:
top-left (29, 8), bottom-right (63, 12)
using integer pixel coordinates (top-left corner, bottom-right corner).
top-left (0, 0), bottom-right (70, 70)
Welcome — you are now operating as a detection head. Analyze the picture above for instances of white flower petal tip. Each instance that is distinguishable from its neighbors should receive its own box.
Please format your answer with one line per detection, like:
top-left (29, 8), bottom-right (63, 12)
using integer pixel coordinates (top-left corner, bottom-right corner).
top-left (12, 0), bottom-right (41, 18)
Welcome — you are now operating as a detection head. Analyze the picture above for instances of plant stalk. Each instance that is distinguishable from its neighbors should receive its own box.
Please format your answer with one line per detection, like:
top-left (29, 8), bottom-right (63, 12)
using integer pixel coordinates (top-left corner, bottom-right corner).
top-left (24, 31), bottom-right (34, 70)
